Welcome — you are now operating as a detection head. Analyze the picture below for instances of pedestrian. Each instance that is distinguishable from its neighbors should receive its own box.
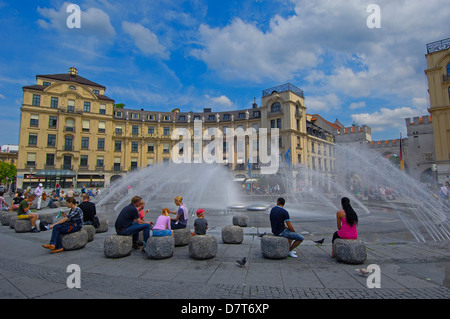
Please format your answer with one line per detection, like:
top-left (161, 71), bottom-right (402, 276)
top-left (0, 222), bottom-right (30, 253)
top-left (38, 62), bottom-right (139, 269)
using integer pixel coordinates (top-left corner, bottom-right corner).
top-left (331, 197), bottom-right (358, 258)
top-left (42, 197), bottom-right (84, 253)
top-left (269, 197), bottom-right (304, 258)
top-left (169, 196), bottom-right (188, 229)
top-left (114, 196), bottom-right (151, 250)
top-left (152, 208), bottom-right (172, 237)
top-left (0, 191), bottom-right (10, 211)
top-left (9, 190), bottom-right (23, 211)
top-left (34, 183), bottom-right (44, 210)
top-left (192, 208), bottom-right (208, 237)
top-left (77, 194), bottom-right (97, 226)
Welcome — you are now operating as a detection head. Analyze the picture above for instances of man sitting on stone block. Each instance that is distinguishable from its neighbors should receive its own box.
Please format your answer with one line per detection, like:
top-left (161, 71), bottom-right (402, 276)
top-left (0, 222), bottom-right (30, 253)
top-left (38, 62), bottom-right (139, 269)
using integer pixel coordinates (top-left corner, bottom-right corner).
top-left (42, 197), bottom-right (83, 254)
top-left (17, 194), bottom-right (39, 233)
top-left (269, 197), bottom-right (303, 258)
top-left (115, 196), bottom-right (151, 250)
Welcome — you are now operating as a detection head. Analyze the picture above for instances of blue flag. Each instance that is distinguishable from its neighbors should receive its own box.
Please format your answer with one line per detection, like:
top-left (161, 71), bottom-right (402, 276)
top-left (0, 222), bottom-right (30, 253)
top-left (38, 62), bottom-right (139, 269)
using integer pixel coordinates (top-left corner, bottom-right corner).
top-left (247, 156), bottom-right (251, 176)
top-left (284, 148), bottom-right (291, 167)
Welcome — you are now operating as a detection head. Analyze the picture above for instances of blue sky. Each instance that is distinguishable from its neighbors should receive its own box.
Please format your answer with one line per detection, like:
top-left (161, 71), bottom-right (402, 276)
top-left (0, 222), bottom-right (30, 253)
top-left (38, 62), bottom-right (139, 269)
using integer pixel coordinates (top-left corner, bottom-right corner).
top-left (0, 0), bottom-right (448, 146)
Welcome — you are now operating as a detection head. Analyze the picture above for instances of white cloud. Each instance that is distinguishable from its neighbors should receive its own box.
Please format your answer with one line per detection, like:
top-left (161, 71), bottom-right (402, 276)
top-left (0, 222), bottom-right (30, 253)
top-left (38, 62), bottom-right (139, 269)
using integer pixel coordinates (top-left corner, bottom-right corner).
top-left (0, 93), bottom-right (5, 99)
top-left (205, 94), bottom-right (234, 107)
top-left (122, 21), bottom-right (170, 59)
top-left (306, 94), bottom-right (341, 112)
top-left (349, 101), bottom-right (366, 110)
top-left (37, 2), bottom-right (115, 38)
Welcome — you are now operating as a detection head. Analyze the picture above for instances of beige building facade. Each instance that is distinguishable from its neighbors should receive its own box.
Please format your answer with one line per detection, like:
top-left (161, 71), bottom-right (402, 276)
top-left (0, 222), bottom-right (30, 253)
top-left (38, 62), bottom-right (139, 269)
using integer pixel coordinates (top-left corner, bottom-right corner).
top-left (425, 38), bottom-right (450, 184)
top-left (17, 68), bottom-right (336, 191)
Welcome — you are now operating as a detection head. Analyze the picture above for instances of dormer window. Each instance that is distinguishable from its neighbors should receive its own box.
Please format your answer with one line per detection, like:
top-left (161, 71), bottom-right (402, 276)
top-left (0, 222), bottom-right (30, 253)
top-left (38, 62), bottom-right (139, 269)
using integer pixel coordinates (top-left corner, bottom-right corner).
top-left (43, 82), bottom-right (51, 87)
top-left (69, 85), bottom-right (76, 90)
top-left (93, 89), bottom-right (99, 95)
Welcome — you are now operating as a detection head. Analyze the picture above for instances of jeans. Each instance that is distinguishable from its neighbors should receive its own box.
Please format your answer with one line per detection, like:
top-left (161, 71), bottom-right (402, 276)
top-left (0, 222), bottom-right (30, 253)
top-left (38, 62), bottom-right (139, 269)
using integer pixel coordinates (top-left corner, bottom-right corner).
top-left (170, 220), bottom-right (186, 229)
top-left (117, 222), bottom-right (150, 244)
top-left (279, 228), bottom-right (304, 242)
top-left (50, 223), bottom-right (82, 249)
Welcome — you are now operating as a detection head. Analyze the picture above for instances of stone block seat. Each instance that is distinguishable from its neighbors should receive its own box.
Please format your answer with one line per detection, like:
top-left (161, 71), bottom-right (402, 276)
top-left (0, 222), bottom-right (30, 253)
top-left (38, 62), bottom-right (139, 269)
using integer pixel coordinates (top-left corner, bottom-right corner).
top-left (104, 235), bottom-right (132, 258)
top-left (189, 235), bottom-right (218, 260)
top-left (260, 233), bottom-right (289, 259)
top-left (173, 228), bottom-right (191, 247)
top-left (333, 238), bottom-right (367, 264)
top-left (61, 229), bottom-right (88, 251)
top-left (232, 214), bottom-right (248, 227)
top-left (0, 212), bottom-right (16, 226)
top-left (83, 225), bottom-right (96, 242)
top-left (95, 218), bottom-right (109, 233)
top-left (221, 225), bottom-right (244, 244)
top-left (14, 219), bottom-right (31, 233)
top-left (145, 235), bottom-right (174, 259)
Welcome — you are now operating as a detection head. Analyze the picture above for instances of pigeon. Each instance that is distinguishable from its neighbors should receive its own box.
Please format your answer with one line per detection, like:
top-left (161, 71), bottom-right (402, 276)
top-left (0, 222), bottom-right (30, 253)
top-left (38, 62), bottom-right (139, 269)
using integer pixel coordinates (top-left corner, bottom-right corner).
top-left (257, 232), bottom-right (266, 238)
top-left (236, 257), bottom-right (247, 267)
top-left (313, 238), bottom-right (325, 245)
top-left (355, 268), bottom-right (372, 276)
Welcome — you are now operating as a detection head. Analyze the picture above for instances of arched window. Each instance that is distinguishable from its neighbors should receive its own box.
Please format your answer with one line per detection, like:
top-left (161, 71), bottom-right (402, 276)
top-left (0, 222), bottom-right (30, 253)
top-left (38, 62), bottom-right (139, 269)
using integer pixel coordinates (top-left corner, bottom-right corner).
top-left (271, 102), bottom-right (281, 113)
top-left (447, 63), bottom-right (450, 76)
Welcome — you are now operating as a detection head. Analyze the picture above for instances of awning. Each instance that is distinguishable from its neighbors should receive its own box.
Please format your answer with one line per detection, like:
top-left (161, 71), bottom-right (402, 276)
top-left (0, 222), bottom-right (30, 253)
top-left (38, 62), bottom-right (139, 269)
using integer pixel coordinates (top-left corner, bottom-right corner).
top-left (34, 170), bottom-right (75, 177)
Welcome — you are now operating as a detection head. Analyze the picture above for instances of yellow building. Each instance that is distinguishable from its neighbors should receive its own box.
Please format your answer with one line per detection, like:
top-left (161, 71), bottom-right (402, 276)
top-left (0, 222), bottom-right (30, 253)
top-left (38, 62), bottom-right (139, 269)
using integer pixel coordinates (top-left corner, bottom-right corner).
top-left (17, 68), bottom-right (336, 191)
top-left (425, 38), bottom-right (450, 183)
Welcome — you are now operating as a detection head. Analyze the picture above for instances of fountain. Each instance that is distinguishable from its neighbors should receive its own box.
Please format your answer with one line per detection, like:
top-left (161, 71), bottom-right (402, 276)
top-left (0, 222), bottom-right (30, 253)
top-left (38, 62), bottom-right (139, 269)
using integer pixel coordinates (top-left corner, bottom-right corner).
top-left (94, 144), bottom-right (449, 243)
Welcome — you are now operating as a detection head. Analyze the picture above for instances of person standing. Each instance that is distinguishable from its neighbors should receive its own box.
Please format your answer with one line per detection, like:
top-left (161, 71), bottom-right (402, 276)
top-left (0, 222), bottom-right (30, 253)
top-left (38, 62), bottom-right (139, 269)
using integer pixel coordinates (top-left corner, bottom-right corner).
top-left (331, 197), bottom-right (358, 258)
top-left (34, 183), bottom-right (44, 210)
top-left (42, 197), bottom-right (83, 253)
top-left (269, 197), bottom-right (304, 258)
top-left (114, 196), bottom-right (151, 249)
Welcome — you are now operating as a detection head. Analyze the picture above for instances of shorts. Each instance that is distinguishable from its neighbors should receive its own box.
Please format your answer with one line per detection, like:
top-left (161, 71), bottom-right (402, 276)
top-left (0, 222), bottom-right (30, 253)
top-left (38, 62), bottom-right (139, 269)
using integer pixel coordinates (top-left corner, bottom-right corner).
top-left (279, 229), bottom-right (304, 242)
top-left (17, 214), bottom-right (30, 220)
top-left (152, 229), bottom-right (172, 237)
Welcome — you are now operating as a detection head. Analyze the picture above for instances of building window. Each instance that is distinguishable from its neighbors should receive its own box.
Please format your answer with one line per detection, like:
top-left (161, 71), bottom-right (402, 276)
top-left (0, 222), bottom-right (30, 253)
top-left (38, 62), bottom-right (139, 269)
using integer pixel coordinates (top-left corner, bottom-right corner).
top-left (132, 125), bottom-right (139, 135)
top-left (65, 119), bottom-right (75, 132)
top-left (28, 134), bottom-right (38, 146)
top-left (98, 121), bottom-right (106, 133)
top-left (50, 97), bottom-right (58, 108)
top-left (239, 113), bottom-right (245, 119)
top-left (253, 111), bottom-right (261, 117)
top-left (163, 127), bottom-right (170, 136)
top-left (276, 118), bottom-right (282, 129)
top-left (32, 94), bottom-right (40, 106)
top-left (208, 115), bottom-right (215, 121)
top-left (81, 137), bottom-right (89, 149)
top-left (130, 160), bottom-right (138, 171)
top-left (114, 140), bottom-right (122, 152)
top-left (80, 155), bottom-right (88, 167)
top-left (99, 104), bottom-right (106, 114)
top-left (114, 158), bottom-right (121, 171)
top-left (271, 102), bottom-right (281, 113)
top-left (148, 126), bottom-right (155, 135)
top-left (67, 100), bottom-right (75, 112)
top-left (131, 141), bottom-right (138, 152)
top-left (49, 116), bottom-right (57, 128)
top-left (97, 138), bottom-right (105, 150)
top-left (148, 114), bottom-right (155, 120)
top-left (132, 113), bottom-right (139, 119)
top-left (64, 136), bottom-right (73, 151)
top-left (96, 156), bottom-right (104, 168)
top-left (270, 119), bottom-right (275, 128)
top-left (223, 114), bottom-right (230, 120)
top-left (179, 115), bottom-right (185, 121)
top-left (46, 154), bottom-right (55, 167)
top-left (147, 143), bottom-right (154, 153)
top-left (27, 153), bottom-right (36, 167)
top-left (115, 111), bottom-right (122, 117)
top-left (163, 143), bottom-right (170, 153)
top-left (164, 115), bottom-right (170, 121)
top-left (30, 114), bottom-right (39, 127)
top-left (83, 102), bottom-right (91, 112)
top-left (93, 89), bottom-right (99, 95)
top-left (447, 63), bottom-right (450, 76)
top-left (194, 115), bottom-right (200, 121)
top-left (47, 134), bottom-right (56, 147)
top-left (43, 82), bottom-right (51, 87)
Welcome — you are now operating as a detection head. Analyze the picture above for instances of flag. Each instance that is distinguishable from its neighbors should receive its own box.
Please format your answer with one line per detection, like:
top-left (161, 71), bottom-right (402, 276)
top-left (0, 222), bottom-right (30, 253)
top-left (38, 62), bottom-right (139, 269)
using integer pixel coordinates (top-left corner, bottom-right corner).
top-left (399, 134), bottom-right (404, 171)
top-left (284, 148), bottom-right (291, 167)
top-left (247, 156), bottom-right (251, 176)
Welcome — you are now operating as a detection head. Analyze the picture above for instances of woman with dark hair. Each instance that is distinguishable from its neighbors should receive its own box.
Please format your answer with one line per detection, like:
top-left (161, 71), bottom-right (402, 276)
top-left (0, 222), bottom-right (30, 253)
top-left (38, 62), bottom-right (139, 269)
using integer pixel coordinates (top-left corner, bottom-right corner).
top-left (331, 197), bottom-right (358, 258)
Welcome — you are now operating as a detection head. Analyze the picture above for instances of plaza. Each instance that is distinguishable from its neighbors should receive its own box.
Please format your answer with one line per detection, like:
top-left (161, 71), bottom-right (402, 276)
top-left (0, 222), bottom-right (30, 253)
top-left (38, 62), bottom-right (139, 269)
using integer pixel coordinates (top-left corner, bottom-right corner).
top-left (0, 192), bottom-right (449, 300)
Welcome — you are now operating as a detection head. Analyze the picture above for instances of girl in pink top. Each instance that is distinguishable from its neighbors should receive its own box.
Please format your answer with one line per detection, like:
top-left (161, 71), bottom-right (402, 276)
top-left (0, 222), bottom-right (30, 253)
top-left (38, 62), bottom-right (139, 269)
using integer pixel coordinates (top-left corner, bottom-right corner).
top-left (152, 208), bottom-right (172, 237)
top-left (331, 197), bottom-right (358, 258)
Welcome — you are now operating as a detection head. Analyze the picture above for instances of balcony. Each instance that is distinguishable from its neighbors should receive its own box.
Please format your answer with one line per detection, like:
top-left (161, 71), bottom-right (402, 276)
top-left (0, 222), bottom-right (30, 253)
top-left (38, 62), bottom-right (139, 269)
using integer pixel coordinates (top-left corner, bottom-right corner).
top-left (262, 83), bottom-right (304, 98)
top-left (426, 38), bottom-right (450, 54)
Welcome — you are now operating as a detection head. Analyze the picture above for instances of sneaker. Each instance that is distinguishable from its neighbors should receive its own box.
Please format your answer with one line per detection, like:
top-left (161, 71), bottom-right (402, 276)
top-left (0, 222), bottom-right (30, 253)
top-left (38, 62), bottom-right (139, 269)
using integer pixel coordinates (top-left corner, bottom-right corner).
top-left (30, 228), bottom-right (39, 233)
top-left (288, 251), bottom-right (298, 258)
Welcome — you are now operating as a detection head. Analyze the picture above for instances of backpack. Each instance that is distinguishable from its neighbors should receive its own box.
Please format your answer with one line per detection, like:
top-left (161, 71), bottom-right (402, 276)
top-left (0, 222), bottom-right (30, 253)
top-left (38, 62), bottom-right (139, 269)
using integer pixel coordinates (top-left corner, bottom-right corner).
top-left (39, 221), bottom-right (49, 231)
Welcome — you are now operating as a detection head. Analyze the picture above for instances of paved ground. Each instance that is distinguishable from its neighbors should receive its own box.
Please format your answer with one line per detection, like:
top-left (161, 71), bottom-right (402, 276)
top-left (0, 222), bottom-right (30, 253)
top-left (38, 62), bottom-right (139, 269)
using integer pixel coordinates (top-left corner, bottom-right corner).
top-left (0, 193), bottom-right (449, 305)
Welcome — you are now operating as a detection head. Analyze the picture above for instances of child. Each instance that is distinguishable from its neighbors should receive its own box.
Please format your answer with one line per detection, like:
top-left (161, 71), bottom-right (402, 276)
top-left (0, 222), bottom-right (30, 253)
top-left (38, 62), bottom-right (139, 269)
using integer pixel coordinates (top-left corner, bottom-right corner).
top-left (138, 201), bottom-right (153, 227)
top-left (192, 208), bottom-right (208, 237)
top-left (152, 208), bottom-right (172, 237)
top-left (0, 191), bottom-right (10, 211)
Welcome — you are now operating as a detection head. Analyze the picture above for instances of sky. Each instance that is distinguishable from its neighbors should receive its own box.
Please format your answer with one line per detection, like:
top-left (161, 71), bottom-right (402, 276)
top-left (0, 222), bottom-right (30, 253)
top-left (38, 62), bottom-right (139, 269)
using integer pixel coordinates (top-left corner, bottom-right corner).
top-left (0, 0), bottom-right (448, 146)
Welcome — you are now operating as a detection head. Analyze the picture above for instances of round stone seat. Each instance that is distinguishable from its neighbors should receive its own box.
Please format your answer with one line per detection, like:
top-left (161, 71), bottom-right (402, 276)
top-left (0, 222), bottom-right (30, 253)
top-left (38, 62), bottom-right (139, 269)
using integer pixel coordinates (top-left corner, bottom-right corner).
top-left (333, 239), bottom-right (367, 264)
top-left (104, 235), bottom-right (132, 258)
top-left (39, 213), bottom-right (56, 224)
top-left (83, 225), bottom-right (95, 242)
top-left (221, 225), bottom-right (243, 244)
top-left (15, 219), bottom-right (31, 233)
top-left (145, 235), bottom-right (174, 259)
top-left (9, 216), bottom-right (19, 229)
top-left (189, 235), bottom-right (218, 260)
top-left (95, 218), bottom-right (109, 233)
top-left (260, 233), bottom-right (289, 259)
top-left (232, 213), bottom-right (248, 227)
top-left (0, 212), bottom-right (16, 226)
top-left (173, 228), bottom-right (191, 247)
top-left (62, 229), bottom-right (88, 251)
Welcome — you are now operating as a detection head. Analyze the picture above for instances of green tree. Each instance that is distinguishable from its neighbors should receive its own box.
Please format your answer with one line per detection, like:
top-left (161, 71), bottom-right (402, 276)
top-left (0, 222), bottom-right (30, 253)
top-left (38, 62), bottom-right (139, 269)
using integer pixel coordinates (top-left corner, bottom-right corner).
top-left (0, 162), bottom-right (17, 185)
top-left (114, 103), bottom-right (125, 108)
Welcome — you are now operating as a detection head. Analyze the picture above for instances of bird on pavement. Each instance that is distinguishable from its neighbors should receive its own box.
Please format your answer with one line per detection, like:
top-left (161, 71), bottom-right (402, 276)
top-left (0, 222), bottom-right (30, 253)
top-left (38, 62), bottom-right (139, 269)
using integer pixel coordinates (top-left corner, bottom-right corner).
top-left (257, 232), bottom-right (266, 237)
top-left (355, 268), bottom-right (372, 276)
top-left (236, 257), bottom-right (247, 267)
top-left (313, 238), bottom-right (325, 245)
